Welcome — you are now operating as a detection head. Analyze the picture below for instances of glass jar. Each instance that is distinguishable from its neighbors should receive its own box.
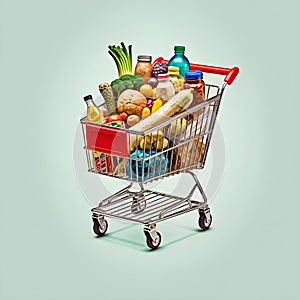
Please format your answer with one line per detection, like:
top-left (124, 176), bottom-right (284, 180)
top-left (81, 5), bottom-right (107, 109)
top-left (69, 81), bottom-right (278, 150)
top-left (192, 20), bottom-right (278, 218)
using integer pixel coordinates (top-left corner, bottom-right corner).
top-left (184, 70), bottom-right (206, 106)
top-left (134, 55), bottom-right (152, 83)
top-left (155, 74), bottom-right (175, 103)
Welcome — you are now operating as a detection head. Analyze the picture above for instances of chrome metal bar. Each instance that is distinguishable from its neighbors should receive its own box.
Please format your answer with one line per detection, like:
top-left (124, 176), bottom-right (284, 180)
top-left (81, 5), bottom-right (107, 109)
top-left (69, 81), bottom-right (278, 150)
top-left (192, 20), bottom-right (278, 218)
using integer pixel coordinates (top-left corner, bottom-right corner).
top-left (98, 182), bottom-right (133, 207)
top-left (186, 170), bottom-right (208, 203)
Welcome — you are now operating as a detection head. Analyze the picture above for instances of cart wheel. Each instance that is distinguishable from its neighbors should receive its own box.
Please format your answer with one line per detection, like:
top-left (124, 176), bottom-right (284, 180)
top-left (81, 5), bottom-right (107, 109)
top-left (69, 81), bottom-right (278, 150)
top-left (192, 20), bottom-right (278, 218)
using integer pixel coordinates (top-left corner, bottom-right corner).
top-left (144, 231), bottom-right (161, 250)
top-left (93, 218), bottom-right (108, 236)
top-left (131, 196), bottom-right (146, 214)
top-left (198, 212), bottom-right (212, 231)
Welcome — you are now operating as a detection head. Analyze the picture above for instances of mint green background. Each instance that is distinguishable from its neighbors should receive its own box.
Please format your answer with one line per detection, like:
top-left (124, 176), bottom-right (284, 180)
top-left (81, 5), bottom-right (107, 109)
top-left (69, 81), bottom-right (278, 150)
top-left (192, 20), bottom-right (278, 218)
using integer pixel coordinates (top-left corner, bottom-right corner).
top-left (1, 0), bottom-right (299, 300)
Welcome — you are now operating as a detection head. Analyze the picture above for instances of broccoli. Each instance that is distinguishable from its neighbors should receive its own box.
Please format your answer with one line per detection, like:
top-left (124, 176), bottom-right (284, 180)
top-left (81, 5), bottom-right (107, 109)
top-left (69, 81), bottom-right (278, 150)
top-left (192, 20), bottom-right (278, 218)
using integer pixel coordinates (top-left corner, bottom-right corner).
top-left (123, 79), bottom-right (134, 90)
top-left (133, 74), bottom-right (144, 90)
top-left (111, 79), bottom-right (127, 97)
top-left (119, 74), bottom-right (135, 81)
top-left (111, 74), bottom-right (145, 98)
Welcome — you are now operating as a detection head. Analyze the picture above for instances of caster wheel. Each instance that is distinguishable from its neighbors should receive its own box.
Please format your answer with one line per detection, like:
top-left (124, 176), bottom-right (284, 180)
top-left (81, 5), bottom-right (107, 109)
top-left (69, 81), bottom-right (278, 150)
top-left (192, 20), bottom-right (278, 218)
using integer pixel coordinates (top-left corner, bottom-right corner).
top-left (93, 218), bottom-right (108, 236)
top-left (131, 196), bottom-right (146, 214)
top-left (144, 231), bottom-right (161, 250)
top-left (198, 212), bottom-right (212, 231)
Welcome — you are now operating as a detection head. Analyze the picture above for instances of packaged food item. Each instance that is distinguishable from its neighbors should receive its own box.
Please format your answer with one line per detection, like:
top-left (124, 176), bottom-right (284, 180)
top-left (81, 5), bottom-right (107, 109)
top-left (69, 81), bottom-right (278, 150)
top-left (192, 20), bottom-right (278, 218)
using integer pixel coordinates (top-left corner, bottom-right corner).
top-left (174, 137), bottom-right (206, 170)
top-left (94, 152), bottom-right (113, 173)
top-left (184, 70), bottom-right (206, 106)
top-left (168, 66), bottom-right (184, 93)
top-left (126, 150), bottom-right (169, 181)
top-left (168, 45), bottom-right (190, 77)
top-left (134, 55), bottom-right (153, 83)
top-left (84, 94), bottom-right (103, 124)
top-left (155, 74), bottom-right (175, 103)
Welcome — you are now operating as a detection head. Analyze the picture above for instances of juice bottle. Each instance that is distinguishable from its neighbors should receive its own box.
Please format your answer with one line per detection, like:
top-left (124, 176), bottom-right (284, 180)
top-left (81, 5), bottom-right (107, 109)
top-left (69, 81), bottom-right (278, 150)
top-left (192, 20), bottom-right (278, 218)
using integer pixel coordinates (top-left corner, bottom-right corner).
top-left (83, 95), bottom-right (112, 173)
top-left (168, 46), bottom-right (190, 77)
top-left (84, 94), bottom-right (103, 124)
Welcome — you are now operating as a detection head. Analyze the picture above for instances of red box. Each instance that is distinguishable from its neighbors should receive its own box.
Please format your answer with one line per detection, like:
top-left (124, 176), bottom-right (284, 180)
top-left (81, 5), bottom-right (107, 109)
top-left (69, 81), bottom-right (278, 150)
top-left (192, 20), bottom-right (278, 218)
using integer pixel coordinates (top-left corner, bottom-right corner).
top-left (86, 123), bottom-right (128, 158)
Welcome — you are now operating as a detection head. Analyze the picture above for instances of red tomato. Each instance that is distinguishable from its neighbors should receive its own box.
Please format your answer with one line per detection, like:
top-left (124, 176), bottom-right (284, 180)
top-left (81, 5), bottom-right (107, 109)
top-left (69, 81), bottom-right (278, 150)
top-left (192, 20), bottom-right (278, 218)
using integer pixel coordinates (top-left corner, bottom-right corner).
top-left (106, 114), bottom-right (123, 123)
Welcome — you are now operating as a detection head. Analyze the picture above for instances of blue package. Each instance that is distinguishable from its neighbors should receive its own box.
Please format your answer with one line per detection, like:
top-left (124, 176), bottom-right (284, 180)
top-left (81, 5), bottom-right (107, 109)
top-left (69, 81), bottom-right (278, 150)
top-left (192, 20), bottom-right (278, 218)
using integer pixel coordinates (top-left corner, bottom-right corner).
top-left (126, 150), bottom-right (169, 181)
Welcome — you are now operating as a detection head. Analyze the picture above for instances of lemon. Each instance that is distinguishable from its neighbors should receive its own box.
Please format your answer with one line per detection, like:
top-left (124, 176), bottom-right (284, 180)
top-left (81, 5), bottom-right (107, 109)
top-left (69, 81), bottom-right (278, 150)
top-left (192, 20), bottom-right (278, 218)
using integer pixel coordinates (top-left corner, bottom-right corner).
top-left (140, 84), bottom-right (154, 98)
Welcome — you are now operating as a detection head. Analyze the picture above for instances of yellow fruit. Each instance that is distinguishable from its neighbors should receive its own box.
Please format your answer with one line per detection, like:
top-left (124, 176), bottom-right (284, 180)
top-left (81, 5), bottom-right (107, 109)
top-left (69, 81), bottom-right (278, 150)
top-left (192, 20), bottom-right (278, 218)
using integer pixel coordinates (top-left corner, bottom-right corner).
top-left (168, 118), bottom-right (187, 136)
top-left (140, 84), bottom-right (154, 98)
top-left (139, 138), bottom-right (151, 150)
top-left (155, 138), bottom-right (169, 150)
top-left (142, 107), bottom-right (151, 119)
top-left (151, 98), bottom-right (163, 114)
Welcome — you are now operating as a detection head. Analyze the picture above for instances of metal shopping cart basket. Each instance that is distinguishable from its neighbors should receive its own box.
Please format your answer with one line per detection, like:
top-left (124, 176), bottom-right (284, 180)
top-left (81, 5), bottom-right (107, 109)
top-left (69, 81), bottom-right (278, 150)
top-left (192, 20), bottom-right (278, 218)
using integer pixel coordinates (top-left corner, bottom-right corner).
top-left (80, 57), bottom-right (239, 250)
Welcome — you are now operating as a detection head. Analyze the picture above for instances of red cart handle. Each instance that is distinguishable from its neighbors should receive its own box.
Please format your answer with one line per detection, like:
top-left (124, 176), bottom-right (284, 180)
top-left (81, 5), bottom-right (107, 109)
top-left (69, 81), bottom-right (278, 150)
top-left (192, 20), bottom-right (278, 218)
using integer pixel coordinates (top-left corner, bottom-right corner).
top-left (153, 57), bottom-right (239, 85)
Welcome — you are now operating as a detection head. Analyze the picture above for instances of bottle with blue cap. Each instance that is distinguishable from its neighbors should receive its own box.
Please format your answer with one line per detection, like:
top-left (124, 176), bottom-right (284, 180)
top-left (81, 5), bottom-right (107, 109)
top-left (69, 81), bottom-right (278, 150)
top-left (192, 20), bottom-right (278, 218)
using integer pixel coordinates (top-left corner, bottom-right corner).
top-left (168, 45), bottom-right (190, 77)
top-left (184, 70), bottom-right (206, 106)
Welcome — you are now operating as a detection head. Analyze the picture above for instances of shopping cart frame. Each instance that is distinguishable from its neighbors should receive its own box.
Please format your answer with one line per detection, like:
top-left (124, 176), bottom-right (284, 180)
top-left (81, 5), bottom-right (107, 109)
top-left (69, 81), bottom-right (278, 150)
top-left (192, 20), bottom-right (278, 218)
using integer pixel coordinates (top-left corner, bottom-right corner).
top-left (80, 58), bottom-right (239, 250)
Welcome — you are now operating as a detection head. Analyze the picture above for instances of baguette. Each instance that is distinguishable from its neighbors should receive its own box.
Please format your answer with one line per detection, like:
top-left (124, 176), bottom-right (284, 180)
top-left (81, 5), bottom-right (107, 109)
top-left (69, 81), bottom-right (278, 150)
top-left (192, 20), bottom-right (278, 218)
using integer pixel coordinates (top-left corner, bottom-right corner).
top-left (129, 88), bottom-right (193, 151)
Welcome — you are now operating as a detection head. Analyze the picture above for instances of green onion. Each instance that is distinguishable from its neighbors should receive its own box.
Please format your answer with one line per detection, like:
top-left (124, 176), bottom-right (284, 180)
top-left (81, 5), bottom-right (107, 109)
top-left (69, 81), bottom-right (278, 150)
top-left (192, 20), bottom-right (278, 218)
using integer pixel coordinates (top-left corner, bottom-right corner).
top-left (108, 42), bottom-right (133, 77)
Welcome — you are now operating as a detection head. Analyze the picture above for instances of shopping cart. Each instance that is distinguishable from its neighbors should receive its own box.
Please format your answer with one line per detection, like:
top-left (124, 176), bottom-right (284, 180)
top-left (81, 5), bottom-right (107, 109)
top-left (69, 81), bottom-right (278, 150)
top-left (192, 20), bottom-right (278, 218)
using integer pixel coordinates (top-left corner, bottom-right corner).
top-left (80, 57), bottom-right (239, 250)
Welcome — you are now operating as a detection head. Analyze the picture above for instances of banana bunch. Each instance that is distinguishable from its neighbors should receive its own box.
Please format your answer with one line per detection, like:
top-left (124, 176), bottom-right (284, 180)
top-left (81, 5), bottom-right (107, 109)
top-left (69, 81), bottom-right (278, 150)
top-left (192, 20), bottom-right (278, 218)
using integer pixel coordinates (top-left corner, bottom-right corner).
top-left (138, 130), bottom-right (169, 151)
top-left (167, 117), bottom-right (187, 137)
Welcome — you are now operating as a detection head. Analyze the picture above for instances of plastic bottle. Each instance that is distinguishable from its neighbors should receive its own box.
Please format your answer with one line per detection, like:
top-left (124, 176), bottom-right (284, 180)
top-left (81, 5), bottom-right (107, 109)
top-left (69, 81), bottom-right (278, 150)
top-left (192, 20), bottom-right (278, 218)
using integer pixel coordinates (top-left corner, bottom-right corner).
top-left (184, 70), bottom-right (206, 106)
top-left (83, 94), bottom-right (103, 124)
top-left (155, 74), bottom-right (175, 103)
top-left (168, 45), bottom-right (190, 77)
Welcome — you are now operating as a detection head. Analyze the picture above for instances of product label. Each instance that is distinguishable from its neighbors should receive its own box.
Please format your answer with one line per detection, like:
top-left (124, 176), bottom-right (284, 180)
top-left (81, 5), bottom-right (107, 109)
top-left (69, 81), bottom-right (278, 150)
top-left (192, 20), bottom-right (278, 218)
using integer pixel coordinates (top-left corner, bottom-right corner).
top-left (95, 153), bottom-right (112, 173)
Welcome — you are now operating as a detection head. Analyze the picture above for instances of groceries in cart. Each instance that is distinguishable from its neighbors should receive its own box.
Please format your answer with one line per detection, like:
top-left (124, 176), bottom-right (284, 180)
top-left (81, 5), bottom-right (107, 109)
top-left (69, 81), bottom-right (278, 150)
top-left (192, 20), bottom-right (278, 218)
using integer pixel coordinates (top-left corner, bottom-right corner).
top-left (80, 43), bottom-right (239, 249)
top-left (82, 42), bottom-right (213, 182)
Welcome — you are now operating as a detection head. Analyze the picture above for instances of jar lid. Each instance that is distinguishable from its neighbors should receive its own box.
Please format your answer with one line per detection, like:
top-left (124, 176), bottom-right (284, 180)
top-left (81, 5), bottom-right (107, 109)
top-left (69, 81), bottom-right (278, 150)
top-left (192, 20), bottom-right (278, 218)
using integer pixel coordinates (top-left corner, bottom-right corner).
top-left (137, 55), bottom-right (152, 62)
top-left (184, 70), bottom-right (203, 79)
top-left (174, 45), bottom-right (185, 52)
top-left (157, 73), bottom-right (170, 79)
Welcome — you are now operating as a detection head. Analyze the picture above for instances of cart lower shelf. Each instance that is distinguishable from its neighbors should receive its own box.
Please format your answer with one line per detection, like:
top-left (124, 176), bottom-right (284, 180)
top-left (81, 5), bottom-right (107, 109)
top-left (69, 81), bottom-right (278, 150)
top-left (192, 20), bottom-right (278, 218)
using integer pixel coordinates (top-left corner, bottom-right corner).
top-left (91, 171), bottom-right (213, 250)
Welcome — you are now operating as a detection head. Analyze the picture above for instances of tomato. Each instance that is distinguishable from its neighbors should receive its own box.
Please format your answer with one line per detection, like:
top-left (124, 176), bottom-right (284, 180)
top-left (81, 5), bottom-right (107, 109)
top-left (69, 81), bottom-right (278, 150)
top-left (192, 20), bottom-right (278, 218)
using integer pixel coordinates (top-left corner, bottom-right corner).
top-left (106, 114), bottom-right (123, 123)
top-left (105, 114), bottom-right (125, 128)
